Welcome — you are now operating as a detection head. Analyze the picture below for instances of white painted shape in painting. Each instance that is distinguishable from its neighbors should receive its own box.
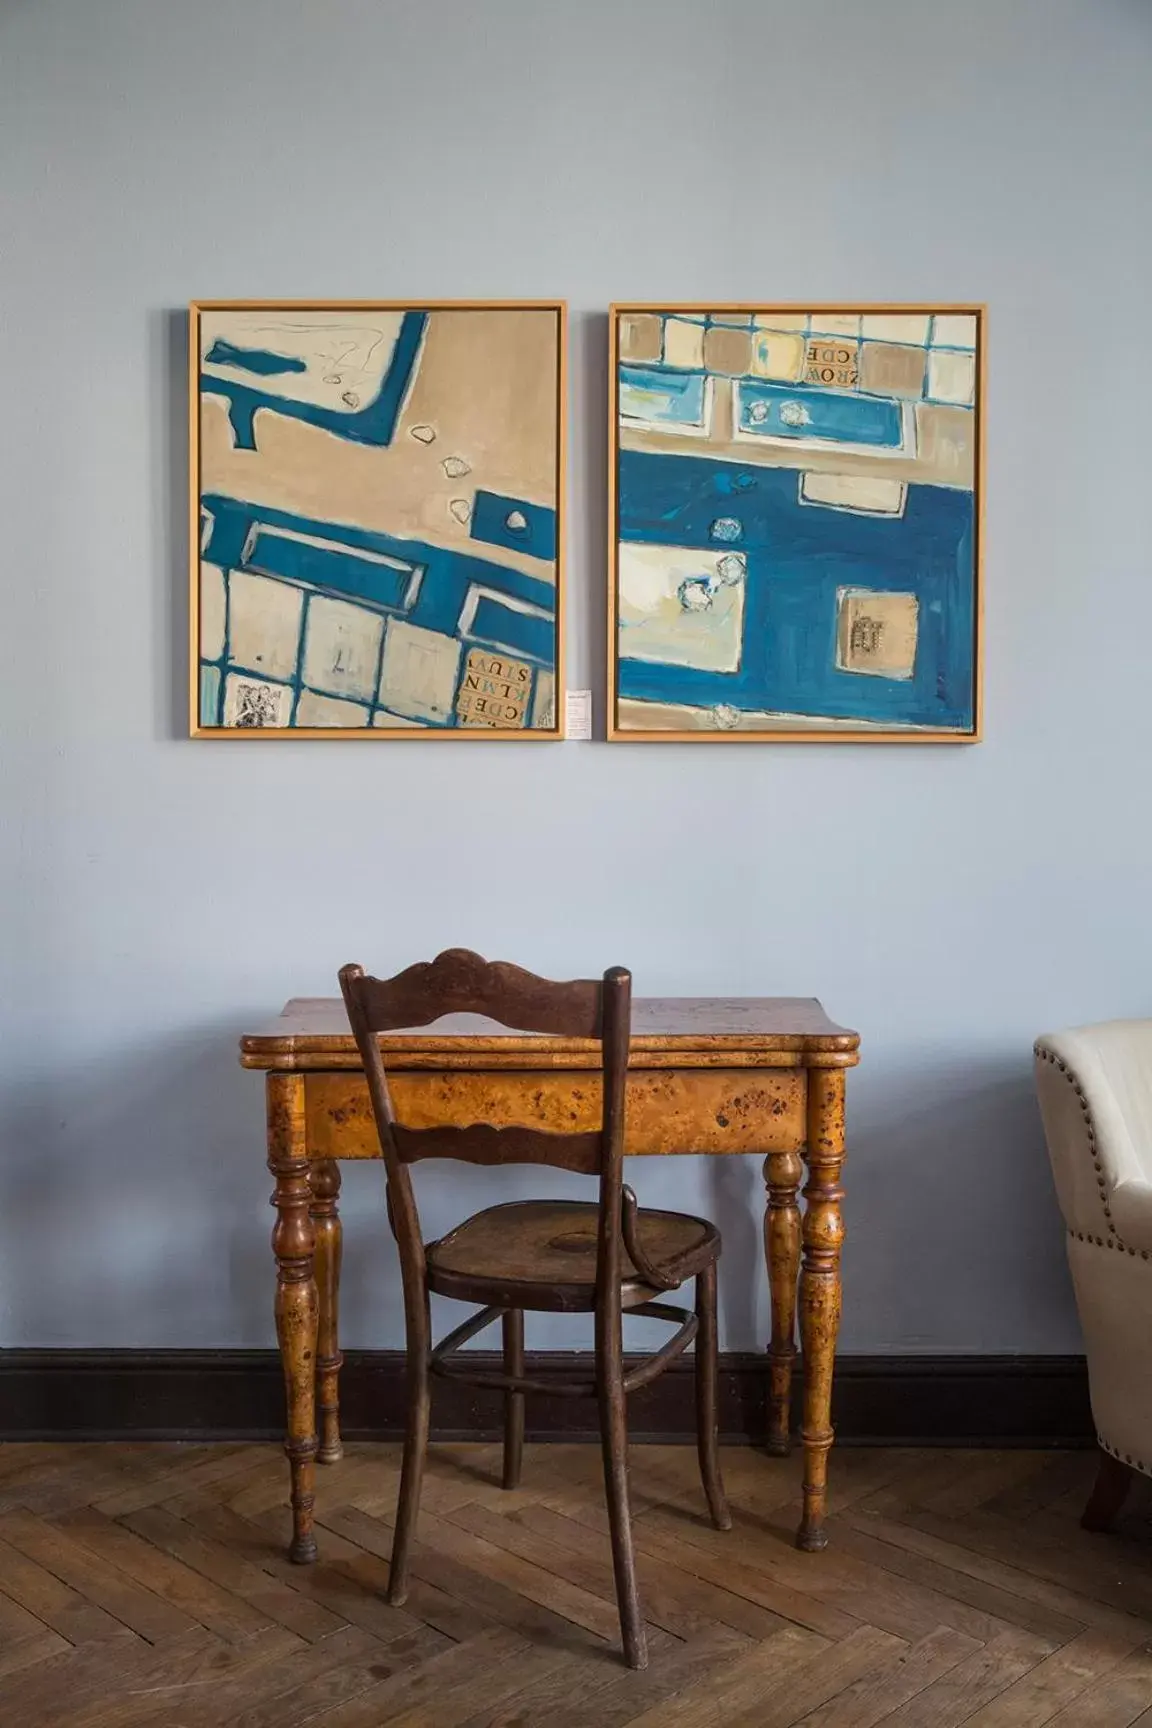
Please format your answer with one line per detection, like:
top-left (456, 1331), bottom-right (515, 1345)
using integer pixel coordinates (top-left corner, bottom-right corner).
top-left (372, 709), bottom-right (423, 727)
top-left (244, 522), bottom-right (422, 589)
top-left (294, 690), bottom-right (371, 727)
top-left (618, 543), bottom-right (745, 672)
top-left (799, 472), bottom-right (908, 516)
top-left (200, 562), bottom-right (226, 661)
top-left (377, 619), bottom-right (461, 723)
top-left (226, 570), bottom-right (304, 681)
top-left (221, 672), bottom-right (293, 728)
top-left (301, 595), bottom-right (385, 703)
top-left (931, 313), bottom-right (978, 349)
top-left (619, 374), bottom-right (713, 437)
top-left (200, 309), bottom-right (407, 415)
top-left (927, 348), bottom-right (977, 404)
top-left (860, 313), bottom-right (932, 344)
top-left (458, 584), bottom-right (551, 651)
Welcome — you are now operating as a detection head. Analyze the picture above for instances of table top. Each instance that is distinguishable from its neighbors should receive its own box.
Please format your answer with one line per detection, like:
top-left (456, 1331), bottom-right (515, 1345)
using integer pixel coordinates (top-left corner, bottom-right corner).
top-left (240, 996), bottom-right (860, 1072)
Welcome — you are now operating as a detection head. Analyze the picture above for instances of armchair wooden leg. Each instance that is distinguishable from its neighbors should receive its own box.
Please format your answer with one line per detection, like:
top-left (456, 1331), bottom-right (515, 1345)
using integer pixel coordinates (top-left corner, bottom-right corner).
top-left (695, 1262), bottom-right (732, 1531)
top-left (502, 1308), bottom-right (525, 1490)
top-left (1082, 1449), bottom-right (1133, 1533)
top-left (597, 1305), bottom-right (647, 1670)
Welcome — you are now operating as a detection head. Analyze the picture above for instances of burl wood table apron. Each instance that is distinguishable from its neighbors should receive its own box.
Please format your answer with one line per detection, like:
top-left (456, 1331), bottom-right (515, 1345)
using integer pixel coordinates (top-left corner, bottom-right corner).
top-left (240, 996), bottom-right (859, 1563)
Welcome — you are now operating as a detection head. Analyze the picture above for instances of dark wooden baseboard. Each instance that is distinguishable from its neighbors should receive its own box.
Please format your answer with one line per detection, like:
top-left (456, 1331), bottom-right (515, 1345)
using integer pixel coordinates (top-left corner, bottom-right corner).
top-left (0, 1350), bottom-right (1093, 1447)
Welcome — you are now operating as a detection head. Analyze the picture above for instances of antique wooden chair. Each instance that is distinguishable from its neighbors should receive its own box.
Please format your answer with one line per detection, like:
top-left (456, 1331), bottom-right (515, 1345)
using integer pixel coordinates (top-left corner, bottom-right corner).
top-left (339, 948), bottom-right (730, 1670)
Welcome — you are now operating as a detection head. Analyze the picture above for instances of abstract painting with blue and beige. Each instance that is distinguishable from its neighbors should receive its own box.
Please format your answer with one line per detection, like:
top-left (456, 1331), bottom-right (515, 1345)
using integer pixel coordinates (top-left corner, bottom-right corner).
top-left (613, 308), bottom-right (979, 736)
top-left (196, 304), bottom-right (561, 733)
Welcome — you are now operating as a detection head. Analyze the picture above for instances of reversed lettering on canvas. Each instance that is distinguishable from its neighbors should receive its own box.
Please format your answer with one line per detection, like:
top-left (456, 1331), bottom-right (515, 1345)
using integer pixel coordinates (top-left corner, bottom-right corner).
top-left (456, 649), bottom-right (533, 728)
top-left (804, 339), bottom-right (859, 389)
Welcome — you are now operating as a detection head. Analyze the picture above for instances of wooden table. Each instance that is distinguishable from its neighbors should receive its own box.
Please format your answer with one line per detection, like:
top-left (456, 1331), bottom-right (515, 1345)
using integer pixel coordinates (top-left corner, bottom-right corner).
top-left (240, 996), bottom-right (860, 1564)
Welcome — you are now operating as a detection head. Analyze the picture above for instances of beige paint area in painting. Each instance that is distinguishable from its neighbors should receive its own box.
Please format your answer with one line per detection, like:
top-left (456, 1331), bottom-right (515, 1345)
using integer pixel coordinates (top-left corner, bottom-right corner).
top-left (200, 308), bottom-right (560, 585)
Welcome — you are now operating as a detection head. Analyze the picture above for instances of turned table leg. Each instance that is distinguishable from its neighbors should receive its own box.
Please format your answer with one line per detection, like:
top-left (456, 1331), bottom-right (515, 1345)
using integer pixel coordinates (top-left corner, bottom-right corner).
top-left (310, 1158), bottom-right (344, 1466)
top-left (267, 1073), bottom-right (319, 1564)
top-left (797, 1068), bottom-right (846, 1552)
top-left (764, 1150), bottom-right (803, 1456)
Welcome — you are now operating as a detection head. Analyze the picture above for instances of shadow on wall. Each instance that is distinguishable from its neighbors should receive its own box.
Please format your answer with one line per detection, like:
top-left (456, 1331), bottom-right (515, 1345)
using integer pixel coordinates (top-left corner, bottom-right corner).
top-left (151, 307), bottom-right (190, 745)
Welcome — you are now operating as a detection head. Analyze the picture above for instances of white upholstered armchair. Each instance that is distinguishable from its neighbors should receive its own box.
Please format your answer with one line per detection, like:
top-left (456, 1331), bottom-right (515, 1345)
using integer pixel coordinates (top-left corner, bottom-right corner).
top-left (1035, 1020), bottom-right (1152, 1530)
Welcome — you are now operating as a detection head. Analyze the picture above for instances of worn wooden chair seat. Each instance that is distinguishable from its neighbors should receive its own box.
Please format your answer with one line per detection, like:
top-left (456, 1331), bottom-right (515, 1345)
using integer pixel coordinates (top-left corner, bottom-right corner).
top-left (340, 948), bottom-right (731, 1671)
top-left (426, 1198), bottom-right (719, 1311)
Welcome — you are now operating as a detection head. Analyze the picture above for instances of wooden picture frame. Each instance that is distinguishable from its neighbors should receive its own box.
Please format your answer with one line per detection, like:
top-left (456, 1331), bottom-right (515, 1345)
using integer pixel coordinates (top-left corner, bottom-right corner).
top-left (607, 303), bottom-right (984, 742)
top-left (190, 300), bottom-right (566, 738)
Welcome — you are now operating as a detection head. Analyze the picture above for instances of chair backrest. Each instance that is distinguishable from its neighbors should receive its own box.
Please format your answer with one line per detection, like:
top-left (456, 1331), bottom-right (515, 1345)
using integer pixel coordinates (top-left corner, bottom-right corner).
top-left (339, 949), bottom-right (632, 1293)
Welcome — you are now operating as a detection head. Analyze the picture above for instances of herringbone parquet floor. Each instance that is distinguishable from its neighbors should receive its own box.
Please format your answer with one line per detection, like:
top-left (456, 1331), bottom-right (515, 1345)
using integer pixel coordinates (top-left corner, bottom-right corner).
top-left (0, 1440), bottom-right (1149, 1725)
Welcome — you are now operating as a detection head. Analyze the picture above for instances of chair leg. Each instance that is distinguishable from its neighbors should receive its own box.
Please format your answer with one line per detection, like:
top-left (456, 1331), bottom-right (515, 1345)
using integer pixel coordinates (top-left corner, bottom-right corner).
top-left (596, 1304), bottom-right (647, 1670)
top-left (388, 1343), bottom-right (430, 1605)
top-left (695, 1261), bottom-right (732, 1531)
top-left (1082, 1448), bottom-right (1133, 1533)
top-left (502, 1308), bottom-right (525, 1490)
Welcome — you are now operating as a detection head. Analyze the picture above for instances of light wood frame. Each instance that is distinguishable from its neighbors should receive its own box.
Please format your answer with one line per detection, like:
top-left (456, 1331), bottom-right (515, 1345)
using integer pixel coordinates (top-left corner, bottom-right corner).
top-left (189, 299), bottom-right (567, 740)
top-left (606, 302), bottom-right (985, 744)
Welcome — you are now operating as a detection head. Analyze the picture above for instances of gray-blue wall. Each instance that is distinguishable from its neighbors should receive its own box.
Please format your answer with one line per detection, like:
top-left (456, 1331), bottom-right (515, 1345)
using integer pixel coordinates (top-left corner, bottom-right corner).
top-left (3, 0), bottom-right (1150, 1354)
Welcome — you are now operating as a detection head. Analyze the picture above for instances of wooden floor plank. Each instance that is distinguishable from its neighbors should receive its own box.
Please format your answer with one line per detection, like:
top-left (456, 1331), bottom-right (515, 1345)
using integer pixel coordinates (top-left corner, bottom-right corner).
top-left (1046, 1645), bottom-right (1152, 1726)
top-left (795, 1626), bottom-right (983, 1727)
top-left (51, 1506), bottom-right (278, 1645)
top-left (120, 1503), bottom-right (347, 1644)
top-left (960, 1627), bottom-right (1143, 1726)
top-left (878, 1626), bottom-right (1062, 1727)
top-left (243, 1501), bottom-right (495, 1646)
top-left (551, 1495), bottom-right (862, 1640)
top-left (318, 1501), bottom-right (622, 1657)
top-left (0, 1508), bottom-right (200, 1642)
top-left (832, 1515), bottom-right (1079, 1645)
top-left (849, 1506), bottom-right (1151, 1641)
top-left (300, 1626), bottom-right (537, 1728)
top-left (540, 1624), bottom-right (752, 1728)
top-left (61, 1629), bottom-right (306, 1728)
top-left (517, 1501), bottom-right (789, 1642)
top-left (0, 1532), bottom-right (137, 1645)
top-left (445, 1499), bottom-right (723, 1642)
top-left (5, 1442), bottom-right (1152, 1728)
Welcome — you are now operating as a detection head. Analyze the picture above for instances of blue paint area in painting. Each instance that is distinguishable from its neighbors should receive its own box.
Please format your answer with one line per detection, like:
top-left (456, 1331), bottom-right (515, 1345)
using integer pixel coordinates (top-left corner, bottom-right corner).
top-left (201, 310), bottom-right (428, 453)
top-left (736, 381), bottom-right (904, 448)
top-left (200, 495), bottom-right (557, 728)
top-left (617, 452), bottom-right (974, 730)
top-left (619, 366), bottom-right (707, 429)
top-left (204, 340), bottom-right (307, 377)
top-left (468, 594), bottom-right (553, 663)
top-left (470, 490), bottom-right (557, 562)
top-left (243, 526), bottom-right (417, 612)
